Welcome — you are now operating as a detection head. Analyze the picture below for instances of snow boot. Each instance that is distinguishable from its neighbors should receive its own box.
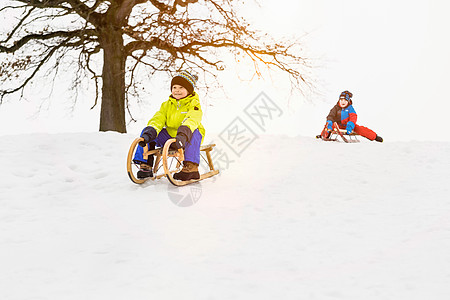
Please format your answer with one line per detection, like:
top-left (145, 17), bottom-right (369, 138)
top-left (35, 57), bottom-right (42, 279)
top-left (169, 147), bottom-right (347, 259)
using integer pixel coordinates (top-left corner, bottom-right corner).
top-left (137, 163), bottom-right (153, 179)
top-left (375, 135), bottom-right (383, 143)
top-left (173, 161), bottom-right (200, 181)
top-left (320, 128), bottom-right (331, 140)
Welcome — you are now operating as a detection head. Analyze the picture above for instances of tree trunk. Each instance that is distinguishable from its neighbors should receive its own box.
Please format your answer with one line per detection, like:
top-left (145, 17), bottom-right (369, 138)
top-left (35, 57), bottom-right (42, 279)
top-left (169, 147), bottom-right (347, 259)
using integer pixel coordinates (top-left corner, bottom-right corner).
top-left (99, 26), bottom-right (127, 133)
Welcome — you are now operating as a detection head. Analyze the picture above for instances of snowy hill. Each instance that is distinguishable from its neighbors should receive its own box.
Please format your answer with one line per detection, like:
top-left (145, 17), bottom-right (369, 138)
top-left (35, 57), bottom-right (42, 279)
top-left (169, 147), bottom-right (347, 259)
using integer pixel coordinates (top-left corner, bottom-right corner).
top-left (1, 132), bottom-right (450, 300)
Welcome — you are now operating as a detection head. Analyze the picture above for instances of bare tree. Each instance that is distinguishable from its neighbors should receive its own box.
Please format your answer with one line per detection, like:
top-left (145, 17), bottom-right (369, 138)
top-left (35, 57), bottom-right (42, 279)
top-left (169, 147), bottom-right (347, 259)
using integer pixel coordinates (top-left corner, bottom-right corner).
top-left (0, 0), bottom-right (312, 133)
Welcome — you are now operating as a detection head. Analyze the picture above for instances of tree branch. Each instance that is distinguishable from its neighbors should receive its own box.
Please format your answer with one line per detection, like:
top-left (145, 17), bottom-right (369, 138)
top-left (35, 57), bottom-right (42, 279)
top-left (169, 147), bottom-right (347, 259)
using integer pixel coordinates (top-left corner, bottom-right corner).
top-left (66, 0), bottom-right (103, 26)
top-left (124, 36), bottom-right (179, 56)
top-left (148, 0), bottom-right (172, 12)
top-left (116, 0), bottom-right (147, 26)
top-left (16, 0), bottom-right (69, 9)
top-left (0, 39), bottom-right (68, 99)
top-left (0, 29), bottom-right (97, 53)
top-left (1, 6), bottom-right (36, 44)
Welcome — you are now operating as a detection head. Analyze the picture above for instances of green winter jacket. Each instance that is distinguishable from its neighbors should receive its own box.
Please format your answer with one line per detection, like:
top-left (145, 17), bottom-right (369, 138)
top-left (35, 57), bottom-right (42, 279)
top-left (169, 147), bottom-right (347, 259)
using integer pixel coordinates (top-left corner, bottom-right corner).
top-left (147, 92), bottom-right (205, 141)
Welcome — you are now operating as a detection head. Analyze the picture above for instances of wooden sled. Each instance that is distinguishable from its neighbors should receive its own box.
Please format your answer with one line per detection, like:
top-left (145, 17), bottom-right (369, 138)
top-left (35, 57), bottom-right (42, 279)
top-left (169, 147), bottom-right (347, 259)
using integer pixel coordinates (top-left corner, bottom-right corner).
top-left (127, 138), bottom-right (219, 186)
top-left (316, 122), bottom-right (360, 143)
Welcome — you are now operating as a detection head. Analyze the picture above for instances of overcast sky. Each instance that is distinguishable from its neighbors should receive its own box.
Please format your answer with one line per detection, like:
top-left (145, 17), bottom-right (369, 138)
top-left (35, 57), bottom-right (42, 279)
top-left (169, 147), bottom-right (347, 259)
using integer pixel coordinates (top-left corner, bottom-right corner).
top-left (1, 0), bottom-right (449, 142)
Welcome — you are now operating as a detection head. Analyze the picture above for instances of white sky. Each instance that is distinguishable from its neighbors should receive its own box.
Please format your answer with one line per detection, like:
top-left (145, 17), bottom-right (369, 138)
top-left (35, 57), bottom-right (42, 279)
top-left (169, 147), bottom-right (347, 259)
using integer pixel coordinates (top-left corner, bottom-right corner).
top-left (1, 0), bottom-right (450, 141)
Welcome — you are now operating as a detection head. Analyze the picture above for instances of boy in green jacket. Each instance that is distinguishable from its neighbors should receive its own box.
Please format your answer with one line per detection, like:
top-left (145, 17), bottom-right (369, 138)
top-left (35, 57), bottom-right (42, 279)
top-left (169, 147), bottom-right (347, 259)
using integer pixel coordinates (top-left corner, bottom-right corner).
top-left (134, 70), bottom-right (205, 181)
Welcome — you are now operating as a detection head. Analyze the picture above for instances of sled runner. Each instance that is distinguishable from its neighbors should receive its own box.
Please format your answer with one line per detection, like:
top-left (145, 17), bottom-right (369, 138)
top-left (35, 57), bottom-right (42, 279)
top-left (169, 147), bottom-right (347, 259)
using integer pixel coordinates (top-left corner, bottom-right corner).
top-left (127, 138), bottom-right (219, 186)
top-left (316, 122), bottom-right (360, 143)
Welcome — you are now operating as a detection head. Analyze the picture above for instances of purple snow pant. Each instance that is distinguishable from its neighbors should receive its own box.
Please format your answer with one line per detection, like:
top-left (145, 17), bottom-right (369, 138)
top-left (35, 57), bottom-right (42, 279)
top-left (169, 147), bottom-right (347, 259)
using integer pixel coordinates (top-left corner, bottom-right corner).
top-left (133, 128), bottom-right (202, 165)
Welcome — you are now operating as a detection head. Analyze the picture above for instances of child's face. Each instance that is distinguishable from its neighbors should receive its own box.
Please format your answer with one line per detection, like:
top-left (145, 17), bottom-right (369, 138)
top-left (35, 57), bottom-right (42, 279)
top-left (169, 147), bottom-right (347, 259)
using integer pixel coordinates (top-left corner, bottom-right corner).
top-left (339, 98), bottom-right (348, 108)
top-left (172, 84), bottom-right (189, 100)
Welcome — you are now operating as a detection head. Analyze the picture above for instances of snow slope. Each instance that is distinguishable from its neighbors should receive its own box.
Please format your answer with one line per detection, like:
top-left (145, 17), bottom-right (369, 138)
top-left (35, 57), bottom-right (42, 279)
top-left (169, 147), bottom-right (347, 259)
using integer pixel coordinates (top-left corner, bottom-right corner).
top-left (1, 132), bottom-right (450, 300)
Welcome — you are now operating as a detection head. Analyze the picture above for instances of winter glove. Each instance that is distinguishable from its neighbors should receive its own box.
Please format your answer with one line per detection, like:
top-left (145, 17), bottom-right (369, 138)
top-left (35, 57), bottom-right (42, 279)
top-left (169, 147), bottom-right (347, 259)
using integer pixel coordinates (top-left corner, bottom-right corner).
top-left (172, 133), bottom-right (187, 150)
top-left (139, 126), bottom-right (157, 147)
top-left (346, 122), bottom-right (355, 135)
top-left (171, 125), bottom-right (193, 150)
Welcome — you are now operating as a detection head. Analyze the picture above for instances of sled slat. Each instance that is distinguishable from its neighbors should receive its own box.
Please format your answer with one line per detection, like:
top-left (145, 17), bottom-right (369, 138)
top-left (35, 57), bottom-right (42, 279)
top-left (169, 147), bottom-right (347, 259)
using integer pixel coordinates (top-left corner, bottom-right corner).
top-left (143, 143), bottom-right (216, 157)
top-left (336, 128), bottom-right (359, 136)
top-left (167, 170), bottom-right (220, 187)
top-left (200, 144), bottom-right (216, 152)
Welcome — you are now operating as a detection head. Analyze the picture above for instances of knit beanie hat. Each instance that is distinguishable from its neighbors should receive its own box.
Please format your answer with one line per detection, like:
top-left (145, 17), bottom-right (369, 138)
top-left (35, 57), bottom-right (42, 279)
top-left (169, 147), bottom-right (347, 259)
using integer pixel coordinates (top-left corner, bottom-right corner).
top-left (339, 90), bottom-right (353, 101)
top-left (171, 70), bottom-right (198, 95)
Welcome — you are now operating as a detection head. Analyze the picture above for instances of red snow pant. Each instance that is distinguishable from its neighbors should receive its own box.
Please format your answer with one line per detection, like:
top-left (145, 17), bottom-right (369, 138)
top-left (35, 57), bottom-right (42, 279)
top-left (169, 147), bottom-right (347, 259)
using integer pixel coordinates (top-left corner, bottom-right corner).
top-left (338, 124), bottom-right (377, 141)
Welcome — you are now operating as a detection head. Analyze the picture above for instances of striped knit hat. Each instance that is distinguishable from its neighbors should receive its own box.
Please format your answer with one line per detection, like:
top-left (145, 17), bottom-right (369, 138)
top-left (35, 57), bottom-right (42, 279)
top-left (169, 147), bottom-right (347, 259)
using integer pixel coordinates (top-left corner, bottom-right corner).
top-left (171, 70), bottom-right (198, 95)
top-left (339, 90), bottom-right (353, 101)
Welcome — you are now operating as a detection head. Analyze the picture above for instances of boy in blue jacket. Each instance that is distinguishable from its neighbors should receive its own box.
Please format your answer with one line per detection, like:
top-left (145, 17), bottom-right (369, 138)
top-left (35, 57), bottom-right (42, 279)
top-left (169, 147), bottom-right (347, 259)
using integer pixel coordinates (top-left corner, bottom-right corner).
top-left (321, 91), bottom-right (383, 142)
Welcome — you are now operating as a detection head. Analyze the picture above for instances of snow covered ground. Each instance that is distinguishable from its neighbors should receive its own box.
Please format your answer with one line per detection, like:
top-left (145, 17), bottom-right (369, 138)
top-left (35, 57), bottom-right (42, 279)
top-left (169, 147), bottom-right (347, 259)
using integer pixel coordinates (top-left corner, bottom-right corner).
top-left (1, 132), bottom-right (450, 300)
